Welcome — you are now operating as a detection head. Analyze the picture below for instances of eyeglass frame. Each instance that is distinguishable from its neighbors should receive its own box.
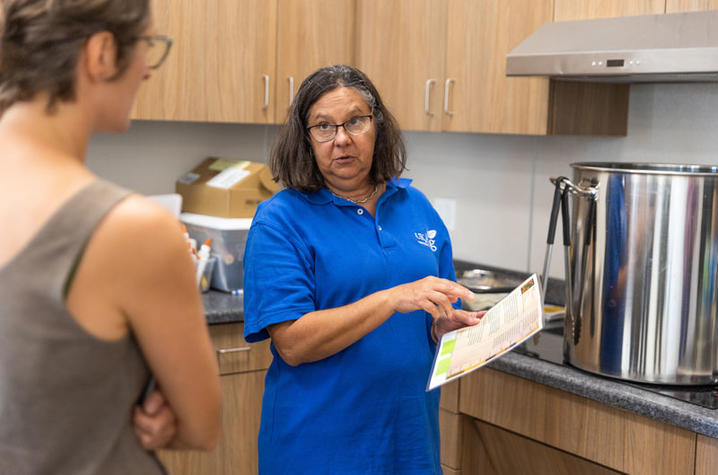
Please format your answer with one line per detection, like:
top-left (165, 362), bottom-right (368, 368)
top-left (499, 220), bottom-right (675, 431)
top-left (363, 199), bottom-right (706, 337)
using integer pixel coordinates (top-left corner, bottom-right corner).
top-left (306, 114), bottom-right (374, 143)
top-left (138, 34), bottom-right (173, 69)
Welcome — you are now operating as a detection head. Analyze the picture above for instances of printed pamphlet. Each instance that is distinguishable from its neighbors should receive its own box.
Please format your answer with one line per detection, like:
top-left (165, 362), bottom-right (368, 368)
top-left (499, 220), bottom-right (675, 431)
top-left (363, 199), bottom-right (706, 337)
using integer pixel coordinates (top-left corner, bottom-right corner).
top-left (427, 273), bottom-right (543, 391)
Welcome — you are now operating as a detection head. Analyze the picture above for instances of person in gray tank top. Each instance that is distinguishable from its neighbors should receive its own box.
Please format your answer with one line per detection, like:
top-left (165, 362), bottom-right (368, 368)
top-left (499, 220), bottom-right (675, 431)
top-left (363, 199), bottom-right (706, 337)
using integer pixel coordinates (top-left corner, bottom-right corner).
top-left (0, 1), bottom-right (222, 474)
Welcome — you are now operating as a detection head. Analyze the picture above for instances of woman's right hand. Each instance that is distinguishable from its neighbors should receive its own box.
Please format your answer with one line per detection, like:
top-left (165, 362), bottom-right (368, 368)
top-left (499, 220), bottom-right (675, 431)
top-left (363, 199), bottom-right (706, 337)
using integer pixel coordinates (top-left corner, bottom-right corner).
top-left (389, 276), bottom-right (475, 320)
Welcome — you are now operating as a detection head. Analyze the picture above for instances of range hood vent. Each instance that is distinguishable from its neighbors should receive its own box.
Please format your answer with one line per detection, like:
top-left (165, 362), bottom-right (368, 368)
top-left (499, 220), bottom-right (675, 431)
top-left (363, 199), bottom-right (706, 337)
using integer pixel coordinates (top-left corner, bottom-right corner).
top-left (506, 10), bottom-right (718, 83)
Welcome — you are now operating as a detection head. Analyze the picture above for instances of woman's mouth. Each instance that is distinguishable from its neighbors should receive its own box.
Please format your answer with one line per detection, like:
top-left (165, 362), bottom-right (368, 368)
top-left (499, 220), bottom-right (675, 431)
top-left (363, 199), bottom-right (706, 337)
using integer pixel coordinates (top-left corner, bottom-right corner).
top-left (333, 155), bottom-right (355, 164)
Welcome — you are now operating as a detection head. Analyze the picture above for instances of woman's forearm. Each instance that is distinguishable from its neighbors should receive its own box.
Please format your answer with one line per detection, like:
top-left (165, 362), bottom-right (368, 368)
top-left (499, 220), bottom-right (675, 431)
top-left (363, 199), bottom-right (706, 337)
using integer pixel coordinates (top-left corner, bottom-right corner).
top-left (268, 288), bottom-right (397, 366)
top-left (268, 276), bottom-right (476, 366)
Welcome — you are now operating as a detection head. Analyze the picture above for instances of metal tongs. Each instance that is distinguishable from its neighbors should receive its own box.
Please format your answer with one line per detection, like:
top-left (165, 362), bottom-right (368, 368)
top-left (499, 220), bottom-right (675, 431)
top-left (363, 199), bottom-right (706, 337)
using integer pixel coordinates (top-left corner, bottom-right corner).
top-left (543, 176), bottom-right (597, 342)
top-left (541, 176), bottom-right (571, 310)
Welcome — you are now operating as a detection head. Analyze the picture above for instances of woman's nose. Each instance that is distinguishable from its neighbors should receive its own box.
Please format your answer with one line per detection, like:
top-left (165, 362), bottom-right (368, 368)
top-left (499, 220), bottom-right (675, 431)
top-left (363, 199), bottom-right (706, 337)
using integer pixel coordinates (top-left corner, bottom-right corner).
top-left (334, 125), bottom-right (351, 145)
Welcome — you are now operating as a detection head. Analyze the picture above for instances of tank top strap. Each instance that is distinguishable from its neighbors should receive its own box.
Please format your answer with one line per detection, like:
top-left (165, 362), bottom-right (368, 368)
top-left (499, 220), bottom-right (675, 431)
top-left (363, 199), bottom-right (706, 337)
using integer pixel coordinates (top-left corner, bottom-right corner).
top-left (12, 179), bottom-right (132, 304)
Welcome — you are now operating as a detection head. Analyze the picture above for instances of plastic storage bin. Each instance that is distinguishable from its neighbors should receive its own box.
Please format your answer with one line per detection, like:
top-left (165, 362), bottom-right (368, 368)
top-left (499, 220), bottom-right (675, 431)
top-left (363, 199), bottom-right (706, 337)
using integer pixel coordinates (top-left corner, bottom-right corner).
top-left (180, 212), bottom-right (252, 292)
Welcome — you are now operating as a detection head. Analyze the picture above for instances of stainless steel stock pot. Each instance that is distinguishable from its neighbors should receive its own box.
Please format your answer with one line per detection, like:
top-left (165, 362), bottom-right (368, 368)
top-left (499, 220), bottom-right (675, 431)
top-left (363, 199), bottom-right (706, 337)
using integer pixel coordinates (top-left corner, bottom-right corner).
top-left (560, 162), bottom-right (718, 385)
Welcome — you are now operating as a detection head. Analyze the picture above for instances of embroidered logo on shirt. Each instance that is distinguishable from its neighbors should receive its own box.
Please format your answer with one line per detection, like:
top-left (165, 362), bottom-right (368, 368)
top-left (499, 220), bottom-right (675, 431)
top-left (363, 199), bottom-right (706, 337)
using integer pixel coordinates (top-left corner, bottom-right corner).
top-left (415, 230), bottom-right (437, 252)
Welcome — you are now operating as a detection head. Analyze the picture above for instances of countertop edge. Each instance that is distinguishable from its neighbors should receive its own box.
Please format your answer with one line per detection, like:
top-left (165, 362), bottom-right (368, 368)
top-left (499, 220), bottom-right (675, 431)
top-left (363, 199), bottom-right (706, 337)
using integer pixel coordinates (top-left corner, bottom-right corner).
top-left (487, 353), bottom-right (718, 439)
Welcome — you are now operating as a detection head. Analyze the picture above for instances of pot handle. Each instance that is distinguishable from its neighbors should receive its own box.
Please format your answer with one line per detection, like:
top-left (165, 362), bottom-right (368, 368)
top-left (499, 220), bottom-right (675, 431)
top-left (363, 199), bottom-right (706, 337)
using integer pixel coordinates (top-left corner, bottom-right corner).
top-left (550, 177), bottom-right (599, 200)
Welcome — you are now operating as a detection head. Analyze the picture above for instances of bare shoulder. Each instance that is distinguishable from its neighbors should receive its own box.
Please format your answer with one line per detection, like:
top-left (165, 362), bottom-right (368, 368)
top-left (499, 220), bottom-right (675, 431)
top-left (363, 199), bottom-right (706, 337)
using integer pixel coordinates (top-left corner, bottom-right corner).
top-left (100, 194), bottom-right (187, 260)
top-left (106, 194), bottom-right (181, 238)
top-left (83, 193), bottom-right (192, 294)
top-left (66, 194), bottom-right (196, 339)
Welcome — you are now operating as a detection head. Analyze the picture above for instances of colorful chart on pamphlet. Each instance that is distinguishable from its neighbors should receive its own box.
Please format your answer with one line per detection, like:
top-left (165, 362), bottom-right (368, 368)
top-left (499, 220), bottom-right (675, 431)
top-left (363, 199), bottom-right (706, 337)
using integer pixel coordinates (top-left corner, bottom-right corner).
top-left (427, 274), bottom-right (544, 391)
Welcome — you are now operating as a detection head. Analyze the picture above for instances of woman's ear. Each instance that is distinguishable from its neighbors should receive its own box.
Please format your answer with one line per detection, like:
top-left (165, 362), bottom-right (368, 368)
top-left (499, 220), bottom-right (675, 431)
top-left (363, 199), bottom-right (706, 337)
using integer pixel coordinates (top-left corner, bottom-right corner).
top-left (83, 31), bottom-right (119, 82)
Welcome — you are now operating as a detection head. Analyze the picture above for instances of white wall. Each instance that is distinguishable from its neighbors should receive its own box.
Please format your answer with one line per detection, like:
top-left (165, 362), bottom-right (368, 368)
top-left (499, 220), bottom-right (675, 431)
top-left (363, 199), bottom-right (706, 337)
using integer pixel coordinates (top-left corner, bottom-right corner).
top-left (87, 83), bottom-right (718, 278)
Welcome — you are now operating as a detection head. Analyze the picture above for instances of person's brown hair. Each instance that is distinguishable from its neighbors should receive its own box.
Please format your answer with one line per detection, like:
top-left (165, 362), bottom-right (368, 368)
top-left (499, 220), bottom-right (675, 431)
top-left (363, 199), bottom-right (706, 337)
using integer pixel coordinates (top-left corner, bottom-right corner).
top-left (270, 64), bottom-right (407, 193)
top-left (0, 0), bottom-right (150, 112)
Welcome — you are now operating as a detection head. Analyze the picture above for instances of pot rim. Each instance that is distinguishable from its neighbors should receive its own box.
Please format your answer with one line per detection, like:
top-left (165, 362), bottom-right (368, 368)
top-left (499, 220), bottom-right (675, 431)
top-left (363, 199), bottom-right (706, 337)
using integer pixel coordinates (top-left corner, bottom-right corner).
top-left (571, 162), bottom-right (718, 176)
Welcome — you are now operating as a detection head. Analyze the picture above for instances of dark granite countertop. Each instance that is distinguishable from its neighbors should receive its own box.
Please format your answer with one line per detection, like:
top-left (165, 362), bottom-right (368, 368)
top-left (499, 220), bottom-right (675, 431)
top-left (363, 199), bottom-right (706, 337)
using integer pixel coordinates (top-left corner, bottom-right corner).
top-left (202, 291), bottom-right (243, 324)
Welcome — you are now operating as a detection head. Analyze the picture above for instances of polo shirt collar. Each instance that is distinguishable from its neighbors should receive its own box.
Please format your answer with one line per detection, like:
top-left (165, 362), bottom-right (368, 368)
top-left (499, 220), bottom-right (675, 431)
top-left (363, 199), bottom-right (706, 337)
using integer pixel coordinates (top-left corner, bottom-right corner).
top-left (297, 176), bottom-right (412, 206)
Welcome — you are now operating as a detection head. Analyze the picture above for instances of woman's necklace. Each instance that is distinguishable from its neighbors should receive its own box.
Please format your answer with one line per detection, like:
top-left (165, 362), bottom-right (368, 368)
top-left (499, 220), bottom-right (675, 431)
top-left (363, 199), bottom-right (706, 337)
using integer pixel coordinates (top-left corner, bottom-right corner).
top-left (330, 184), bottom-right (379, 204)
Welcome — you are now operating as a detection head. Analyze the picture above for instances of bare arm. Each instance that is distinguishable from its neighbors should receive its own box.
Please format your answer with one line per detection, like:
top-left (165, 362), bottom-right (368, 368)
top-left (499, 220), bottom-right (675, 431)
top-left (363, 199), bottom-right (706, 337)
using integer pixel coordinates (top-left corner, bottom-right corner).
top-left (269, 276), bottom-right (479, 366)
top-left (68, 196), bottom-right (221, 450)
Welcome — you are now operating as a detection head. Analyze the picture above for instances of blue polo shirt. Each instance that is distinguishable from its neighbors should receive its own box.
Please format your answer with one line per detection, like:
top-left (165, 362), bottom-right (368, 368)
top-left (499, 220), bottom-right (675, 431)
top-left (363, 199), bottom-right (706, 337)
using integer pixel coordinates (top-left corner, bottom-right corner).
top-left (243, 177), bottom-right (457, 475)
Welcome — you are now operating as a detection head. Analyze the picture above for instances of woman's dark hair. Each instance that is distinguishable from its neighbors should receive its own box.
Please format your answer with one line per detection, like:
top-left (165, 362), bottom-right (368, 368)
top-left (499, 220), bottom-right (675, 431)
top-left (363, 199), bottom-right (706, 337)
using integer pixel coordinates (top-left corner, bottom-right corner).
top-left (270, 64), bottom-right (407, 192)
top-left (0, 0), bottom-right (150, 112)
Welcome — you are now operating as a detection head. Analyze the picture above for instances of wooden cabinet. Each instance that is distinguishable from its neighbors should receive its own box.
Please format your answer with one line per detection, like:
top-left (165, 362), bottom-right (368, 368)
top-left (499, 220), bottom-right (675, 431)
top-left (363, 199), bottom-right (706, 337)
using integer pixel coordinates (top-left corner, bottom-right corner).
top-left (357, 0), bottom-right (556, 135)
top-left (134, 0), bottom-right (355, 125)
top-left (554, 0), bottom-right (665, 21)
top-left (443, 0), bottom-right (553, 134)
top-left (666, 0), bottom-right (718, 12)
top-left (462, 418), bottom-right (621, 474)
top-left (133, 0), bottom-right (278, 123)
top-left (274, 0), bottom-right (356, 124)
top-left (356, 0), bottom-right (448, 132)
top-left (458, 368), bottom-right (702, 475)
top-left (158, 323), bottom-right (271, 475)
top-left (357, 0), bottom-right (633, 136)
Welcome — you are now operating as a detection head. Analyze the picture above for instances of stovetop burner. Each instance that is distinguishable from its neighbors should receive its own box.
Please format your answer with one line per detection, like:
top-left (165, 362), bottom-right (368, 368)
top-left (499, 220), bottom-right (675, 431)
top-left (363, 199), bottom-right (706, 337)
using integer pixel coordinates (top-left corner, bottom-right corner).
top-left (515, 323), bottom-right (718, 410)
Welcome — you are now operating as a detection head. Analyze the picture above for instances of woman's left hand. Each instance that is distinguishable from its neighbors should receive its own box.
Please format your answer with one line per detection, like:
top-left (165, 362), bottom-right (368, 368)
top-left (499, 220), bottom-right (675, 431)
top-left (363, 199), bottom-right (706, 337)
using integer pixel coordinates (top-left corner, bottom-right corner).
top-left (432, 309), bottom-right (487, 342)
top-left (133, 389), bottom-right (177, 450)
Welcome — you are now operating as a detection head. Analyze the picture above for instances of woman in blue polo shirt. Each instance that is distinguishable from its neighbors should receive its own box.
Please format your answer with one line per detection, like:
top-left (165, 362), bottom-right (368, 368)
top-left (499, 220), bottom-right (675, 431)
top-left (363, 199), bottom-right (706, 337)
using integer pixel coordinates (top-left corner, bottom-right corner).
top-left (243, 65), bottom-right (483, 474)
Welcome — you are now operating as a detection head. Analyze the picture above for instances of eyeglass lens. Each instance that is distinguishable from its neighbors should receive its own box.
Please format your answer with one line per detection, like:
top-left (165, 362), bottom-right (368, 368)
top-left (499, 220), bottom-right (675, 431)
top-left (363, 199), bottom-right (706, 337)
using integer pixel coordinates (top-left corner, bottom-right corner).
top-left (311, 116), bottom-right (372, 142)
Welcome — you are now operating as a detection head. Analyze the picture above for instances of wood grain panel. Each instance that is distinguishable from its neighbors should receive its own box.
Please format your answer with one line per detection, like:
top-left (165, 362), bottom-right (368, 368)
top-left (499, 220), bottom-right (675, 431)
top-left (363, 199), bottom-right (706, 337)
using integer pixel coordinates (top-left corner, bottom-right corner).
top-left (158, 370), bottom-right (265, 475)
top-left (441, 465), bottom-right (461, 475)
top-left (444, 0), bottom-right (552, 134)
top-left (133, 0), bottom-right (277, 123)
top-left (460, 368), bottom-right (696, 474)
top-left (440, 380), bottom-right (460, 413)
top-left (439, 409), bottom-right (462, 469)
top-left (275, 0), bottom-right (355, 123)
top-left (555, 0), bottom-right (666, 21)
top-left (666, 0), bottom-right (718, 11)
top-left (463, 418), bottom-right (621, 475)
top-left (548, 81), bottom-right (629, 136)
top-left (356, 0), bottom-right (447, 131)
top-left (696, 434), bottom-right (718, 475)
top-left (209, 323), bottom-right (273, 375)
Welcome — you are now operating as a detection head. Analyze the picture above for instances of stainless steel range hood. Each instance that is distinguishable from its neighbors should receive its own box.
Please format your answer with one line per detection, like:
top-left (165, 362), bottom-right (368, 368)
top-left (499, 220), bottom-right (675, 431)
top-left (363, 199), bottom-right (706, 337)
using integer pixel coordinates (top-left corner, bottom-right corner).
top-left (506, 10), bottom-right (718, 83)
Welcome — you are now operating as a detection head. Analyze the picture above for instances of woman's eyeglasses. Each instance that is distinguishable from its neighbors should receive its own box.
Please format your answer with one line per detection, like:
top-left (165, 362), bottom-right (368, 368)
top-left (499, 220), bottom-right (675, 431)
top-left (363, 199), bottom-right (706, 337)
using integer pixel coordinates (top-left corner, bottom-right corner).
top-left (307, 114), bottom-right (373, 143)
top-left (140, 35), bottom-right (173, 69)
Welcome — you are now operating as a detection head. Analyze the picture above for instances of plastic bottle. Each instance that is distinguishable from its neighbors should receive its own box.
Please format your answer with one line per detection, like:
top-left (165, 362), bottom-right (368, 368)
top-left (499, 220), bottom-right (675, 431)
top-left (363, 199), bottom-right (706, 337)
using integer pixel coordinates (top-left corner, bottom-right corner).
top-left (195, 238), bottom-right (212, 287)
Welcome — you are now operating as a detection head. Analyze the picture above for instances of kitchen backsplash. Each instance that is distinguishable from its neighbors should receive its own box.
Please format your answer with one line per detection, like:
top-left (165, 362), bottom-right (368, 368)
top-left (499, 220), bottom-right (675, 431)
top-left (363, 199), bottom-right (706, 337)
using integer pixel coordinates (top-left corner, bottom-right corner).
top-left (88, 83), bottom-right (718, 280)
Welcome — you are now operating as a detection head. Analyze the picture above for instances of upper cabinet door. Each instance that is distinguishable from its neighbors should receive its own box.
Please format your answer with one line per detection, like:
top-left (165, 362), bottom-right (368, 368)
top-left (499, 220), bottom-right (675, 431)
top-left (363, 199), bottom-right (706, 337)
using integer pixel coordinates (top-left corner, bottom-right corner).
top-left (356, 0), bottom-right (447, 132)
top-left (554, 0), bottom-right (666, 20)
top-left (666, 0), bottom-right (718, 11)
top-left (443, 0), bottom-right (553, 134)
top-left (133, 0), bottom-right (278, 123)
top-left (275, 0), bottom-right (356, 124)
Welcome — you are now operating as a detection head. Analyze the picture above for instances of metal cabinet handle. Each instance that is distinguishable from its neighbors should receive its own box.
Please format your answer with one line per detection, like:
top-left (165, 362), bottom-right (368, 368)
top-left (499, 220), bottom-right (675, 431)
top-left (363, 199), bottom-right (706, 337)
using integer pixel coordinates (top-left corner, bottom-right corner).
top-left (262, 74), bottom-right (270, 110)
top-left (444, 78), bottom-right (454, 116)
top-left (288, 76), bottom-right (295, 107)
top-left (216, 346), bottom-right (251, 355)
top-left (425, 79), bottom-right (436, 116)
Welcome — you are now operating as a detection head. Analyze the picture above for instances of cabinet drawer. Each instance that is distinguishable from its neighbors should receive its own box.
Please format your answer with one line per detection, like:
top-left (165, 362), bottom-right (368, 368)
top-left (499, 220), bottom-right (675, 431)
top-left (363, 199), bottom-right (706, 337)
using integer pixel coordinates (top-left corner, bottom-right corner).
top-left (209, 323), bottom-right (272, 375)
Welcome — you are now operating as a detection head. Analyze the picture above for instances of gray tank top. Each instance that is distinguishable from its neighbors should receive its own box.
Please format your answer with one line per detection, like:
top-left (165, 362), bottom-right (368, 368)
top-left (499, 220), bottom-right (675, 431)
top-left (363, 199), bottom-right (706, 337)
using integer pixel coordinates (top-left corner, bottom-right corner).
top-left (0, 180), bottom-right (164, 474)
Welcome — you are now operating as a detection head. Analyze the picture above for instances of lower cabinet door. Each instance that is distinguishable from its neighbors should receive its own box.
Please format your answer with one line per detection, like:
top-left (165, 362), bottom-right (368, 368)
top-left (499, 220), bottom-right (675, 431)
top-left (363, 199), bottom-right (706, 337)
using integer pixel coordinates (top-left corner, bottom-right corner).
top-left (158, 370), bottom-right (265, 475)
top-left (462, 418), bottom-right (620, 475)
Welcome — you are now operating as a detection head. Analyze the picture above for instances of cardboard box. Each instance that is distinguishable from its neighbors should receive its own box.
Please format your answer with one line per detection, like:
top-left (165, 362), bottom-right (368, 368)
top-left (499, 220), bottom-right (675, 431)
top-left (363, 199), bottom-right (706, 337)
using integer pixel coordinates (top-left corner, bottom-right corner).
top-left (176, 158), bottom-right (279, 218)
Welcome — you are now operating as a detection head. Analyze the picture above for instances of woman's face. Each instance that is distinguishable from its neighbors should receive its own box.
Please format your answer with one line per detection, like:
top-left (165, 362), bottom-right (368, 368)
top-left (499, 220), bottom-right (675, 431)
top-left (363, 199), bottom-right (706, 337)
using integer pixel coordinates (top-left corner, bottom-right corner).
top-left (307, 87), bottom-right (376, 194)
top-left (95, 28), bottom-right (153, 133)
